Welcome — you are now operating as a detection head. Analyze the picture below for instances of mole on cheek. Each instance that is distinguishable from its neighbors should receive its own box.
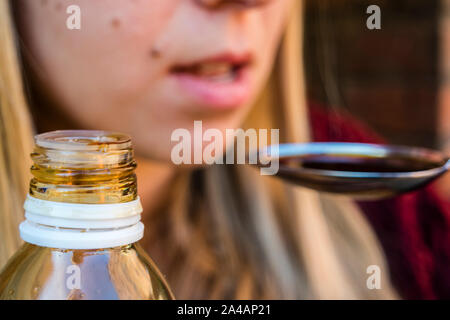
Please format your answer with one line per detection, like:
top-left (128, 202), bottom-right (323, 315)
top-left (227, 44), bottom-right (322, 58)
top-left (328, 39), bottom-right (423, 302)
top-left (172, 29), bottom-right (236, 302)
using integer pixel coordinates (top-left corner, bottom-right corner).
top-left (41, 0), bottom-right (48, 6)
top-left (111, 18), bottom-right (121, 29)
top-left (150, 48), bottom-right (162, 59)
top-left (55, 2), bottom-right (62, 11)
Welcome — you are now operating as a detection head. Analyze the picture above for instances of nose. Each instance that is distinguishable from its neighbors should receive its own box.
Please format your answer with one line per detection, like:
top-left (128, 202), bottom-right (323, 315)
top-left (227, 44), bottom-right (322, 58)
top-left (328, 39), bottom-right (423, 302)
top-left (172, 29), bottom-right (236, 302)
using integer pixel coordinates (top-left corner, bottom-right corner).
top-left (194, 0), bottom-right (271, 9)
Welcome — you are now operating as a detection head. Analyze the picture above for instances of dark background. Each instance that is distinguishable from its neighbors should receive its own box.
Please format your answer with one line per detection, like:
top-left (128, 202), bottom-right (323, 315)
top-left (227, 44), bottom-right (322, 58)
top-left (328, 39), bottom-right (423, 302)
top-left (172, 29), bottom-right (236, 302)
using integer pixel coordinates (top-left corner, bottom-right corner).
top-left (304, 0), bottom-right (440, 149)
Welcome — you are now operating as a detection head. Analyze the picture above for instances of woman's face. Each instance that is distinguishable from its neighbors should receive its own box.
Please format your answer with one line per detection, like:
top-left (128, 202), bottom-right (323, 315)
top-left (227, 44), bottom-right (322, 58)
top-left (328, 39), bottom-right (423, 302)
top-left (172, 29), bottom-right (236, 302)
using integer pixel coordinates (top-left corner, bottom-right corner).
top-left (17, 0), bottom-right (293, 161)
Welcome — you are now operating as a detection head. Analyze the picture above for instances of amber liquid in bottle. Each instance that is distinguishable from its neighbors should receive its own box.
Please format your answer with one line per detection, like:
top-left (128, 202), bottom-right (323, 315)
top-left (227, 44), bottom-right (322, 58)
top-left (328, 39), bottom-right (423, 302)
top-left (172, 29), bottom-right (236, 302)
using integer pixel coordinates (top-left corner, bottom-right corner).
top-left (0, 130), bottom-right (174, 300)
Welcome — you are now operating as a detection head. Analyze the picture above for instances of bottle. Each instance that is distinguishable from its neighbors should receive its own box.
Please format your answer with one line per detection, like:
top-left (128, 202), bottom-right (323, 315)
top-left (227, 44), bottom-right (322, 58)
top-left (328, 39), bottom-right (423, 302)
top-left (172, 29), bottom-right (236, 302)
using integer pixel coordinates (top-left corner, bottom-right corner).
top-left (0, 130), bottom-right (174, 300)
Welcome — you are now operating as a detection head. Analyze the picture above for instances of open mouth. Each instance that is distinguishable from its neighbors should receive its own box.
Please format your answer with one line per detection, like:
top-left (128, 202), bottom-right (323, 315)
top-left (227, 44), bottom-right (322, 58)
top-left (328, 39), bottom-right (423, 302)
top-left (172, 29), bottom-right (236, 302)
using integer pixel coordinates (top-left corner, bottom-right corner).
top-left (169, 53), bottom-right (253, 109)
top-left (171, 62), bottom-right (247, 82)
top-left (170, 54), bottom-right (252, 83)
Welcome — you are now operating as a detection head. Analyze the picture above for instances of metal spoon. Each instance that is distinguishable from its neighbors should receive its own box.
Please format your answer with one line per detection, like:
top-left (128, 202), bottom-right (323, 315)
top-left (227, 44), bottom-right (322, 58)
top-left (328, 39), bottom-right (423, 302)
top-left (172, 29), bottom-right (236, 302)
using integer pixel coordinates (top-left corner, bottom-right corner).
top-left (258, 142), bottom-right (450, 200)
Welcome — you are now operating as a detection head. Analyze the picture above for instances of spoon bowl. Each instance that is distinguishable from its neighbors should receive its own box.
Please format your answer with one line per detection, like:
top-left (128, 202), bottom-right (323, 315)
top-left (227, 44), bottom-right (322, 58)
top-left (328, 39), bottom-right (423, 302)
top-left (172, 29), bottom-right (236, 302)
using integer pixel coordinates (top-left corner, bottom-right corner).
top-left (260, 142), bottom-right (449, 200)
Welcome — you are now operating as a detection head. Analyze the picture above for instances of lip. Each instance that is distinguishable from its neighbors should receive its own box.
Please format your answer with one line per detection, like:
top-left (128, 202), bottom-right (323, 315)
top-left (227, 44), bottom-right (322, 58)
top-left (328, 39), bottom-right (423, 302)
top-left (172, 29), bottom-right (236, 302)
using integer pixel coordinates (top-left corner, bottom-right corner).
top-left (169, 52), bottom-right (253, 110)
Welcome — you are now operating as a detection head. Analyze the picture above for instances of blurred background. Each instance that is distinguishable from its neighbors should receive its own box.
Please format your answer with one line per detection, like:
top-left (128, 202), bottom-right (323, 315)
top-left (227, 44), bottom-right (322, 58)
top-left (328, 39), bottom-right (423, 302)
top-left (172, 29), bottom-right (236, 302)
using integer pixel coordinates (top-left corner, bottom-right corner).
top-left (303, 0), bottom-right (448, 151)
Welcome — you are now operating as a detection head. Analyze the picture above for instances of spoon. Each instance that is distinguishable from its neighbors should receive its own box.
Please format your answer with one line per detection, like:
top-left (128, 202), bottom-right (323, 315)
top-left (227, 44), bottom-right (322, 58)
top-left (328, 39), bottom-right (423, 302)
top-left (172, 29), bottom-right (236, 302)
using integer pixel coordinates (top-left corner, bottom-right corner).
top-left (258, 142), bottom-right (450, 200)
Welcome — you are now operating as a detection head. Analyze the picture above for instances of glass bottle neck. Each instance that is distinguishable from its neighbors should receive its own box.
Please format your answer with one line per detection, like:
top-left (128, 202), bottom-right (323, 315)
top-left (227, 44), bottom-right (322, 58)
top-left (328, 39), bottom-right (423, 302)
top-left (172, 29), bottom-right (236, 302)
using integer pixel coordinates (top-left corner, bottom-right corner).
top-left (20, 131), bottom-right (144, 250)
top-left (29, 130), bottom-right (137, 204)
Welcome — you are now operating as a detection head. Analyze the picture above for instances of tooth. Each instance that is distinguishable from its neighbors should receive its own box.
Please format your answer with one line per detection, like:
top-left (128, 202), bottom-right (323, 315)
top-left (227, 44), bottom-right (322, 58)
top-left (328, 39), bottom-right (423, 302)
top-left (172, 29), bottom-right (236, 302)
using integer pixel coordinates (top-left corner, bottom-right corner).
top-left (196, 63), bottom-right (232, 77)
top-left (208, 72), bottom-right (235, 83)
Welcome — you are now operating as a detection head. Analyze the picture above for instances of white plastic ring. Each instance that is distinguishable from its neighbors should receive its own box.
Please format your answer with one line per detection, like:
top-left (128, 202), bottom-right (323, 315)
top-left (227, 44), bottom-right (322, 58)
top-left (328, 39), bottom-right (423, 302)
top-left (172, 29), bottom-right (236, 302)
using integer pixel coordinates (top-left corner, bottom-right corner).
top-left (20, 221), bottom-right (144, 250)
top-left (24, 194), bottom-right (143, 220)
top-left (20, 195), bottom-right (145, 249)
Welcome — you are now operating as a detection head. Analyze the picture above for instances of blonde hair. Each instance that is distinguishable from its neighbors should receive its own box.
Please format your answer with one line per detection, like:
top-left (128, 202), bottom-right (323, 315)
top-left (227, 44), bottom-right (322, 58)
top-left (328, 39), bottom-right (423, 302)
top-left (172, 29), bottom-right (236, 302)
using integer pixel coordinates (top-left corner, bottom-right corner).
top-left (0, 0), bottom-right (396, 299)
top-left (0, 0), bottom-right (33, 266)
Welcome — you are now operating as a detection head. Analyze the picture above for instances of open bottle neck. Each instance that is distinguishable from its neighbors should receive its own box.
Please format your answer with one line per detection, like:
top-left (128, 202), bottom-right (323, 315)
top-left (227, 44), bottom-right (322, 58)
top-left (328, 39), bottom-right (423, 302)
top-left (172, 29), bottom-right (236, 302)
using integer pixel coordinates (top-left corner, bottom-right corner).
top-left (29, 130), bottom-right (137, 204)
top-left (20, 130), bottom-right (144, 249)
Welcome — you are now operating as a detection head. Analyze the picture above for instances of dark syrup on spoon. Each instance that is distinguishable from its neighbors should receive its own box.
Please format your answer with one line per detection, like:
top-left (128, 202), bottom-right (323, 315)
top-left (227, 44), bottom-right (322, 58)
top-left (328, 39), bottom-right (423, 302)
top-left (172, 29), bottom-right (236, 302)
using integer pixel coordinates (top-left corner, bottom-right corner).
top-left (281, 154), bottom-right (440, 173)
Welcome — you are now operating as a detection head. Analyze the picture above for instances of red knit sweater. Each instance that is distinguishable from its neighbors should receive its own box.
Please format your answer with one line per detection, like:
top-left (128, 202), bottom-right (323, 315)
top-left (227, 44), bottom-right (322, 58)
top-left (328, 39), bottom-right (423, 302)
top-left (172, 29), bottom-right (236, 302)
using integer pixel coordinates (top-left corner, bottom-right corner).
top-left (309, 102), bottom-right (450, 299)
